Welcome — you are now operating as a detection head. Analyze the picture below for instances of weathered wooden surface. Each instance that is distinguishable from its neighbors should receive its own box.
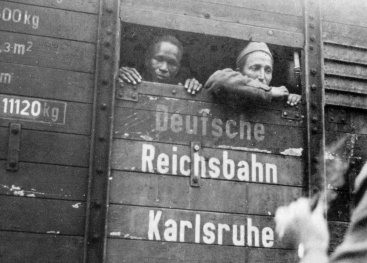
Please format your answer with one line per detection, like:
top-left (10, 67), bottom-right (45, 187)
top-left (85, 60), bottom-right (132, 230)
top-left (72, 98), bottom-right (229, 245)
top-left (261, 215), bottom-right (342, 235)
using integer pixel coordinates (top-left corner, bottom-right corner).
top-left (122, 0), bottom-right (303, 33)
top-left (114, 114), bottom-right (304, 153)
top-left (0, 161), bottom-right (87, 200)
top-left (2, 0), bottom-right (99, 14)
top-left (112, 140), bottom-right (304, 184)
top-left (321, 0), bottom-right (367, 28)
top-left (324, 61), bottom-right (367, 81)
top-left (110, 171), bottom-right (302, 214)
top-left (0, 1), bottom-right (98, 42)
top-left (120, 6), bottom-right (304, 48)
top-left (0, 62), bottom-right (94, 103)
top-left (106, 239), bottom-right (297, 263)
top-left (324, 43), bottom-right (367, 66)
top-left (325, 76), bottom-right (367, 95)
top-left (0, 195), bottom-right (85, 235)
top-left (0, 231), bottom-right (83, 263)
top-left (0, 96), bottom-right (92, 134)
top-left (326, 92), bottom-right (367, 111)
top-left (0, 127), bottom-right (90, 167)
top-left (197, 0), bottom-right (303, 17)
top-left (108, 205), bottom-right (287, 248)
top-left (0, 31), bottom-right (95, 72)
top-left (323, 22), bottom-right (367, 49)
top-left (116, 94), bottom-right (303, 127)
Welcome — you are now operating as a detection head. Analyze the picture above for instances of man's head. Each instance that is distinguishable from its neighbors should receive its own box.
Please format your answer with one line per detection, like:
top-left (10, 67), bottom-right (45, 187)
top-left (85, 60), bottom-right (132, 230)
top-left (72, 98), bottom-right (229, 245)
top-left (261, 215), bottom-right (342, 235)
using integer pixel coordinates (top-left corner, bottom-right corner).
top-left (145, 35), bottom-right (184, 83)
top-left (236, 42), bottom-right (273, 86)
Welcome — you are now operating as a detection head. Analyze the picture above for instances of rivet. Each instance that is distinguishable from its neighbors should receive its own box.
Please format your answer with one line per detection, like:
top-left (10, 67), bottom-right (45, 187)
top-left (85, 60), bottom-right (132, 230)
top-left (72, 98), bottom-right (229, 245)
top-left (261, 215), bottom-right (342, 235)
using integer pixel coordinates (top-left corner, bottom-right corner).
top-left (311, 69), bottom-right (317, 75)
top-left (100, 103), bottom-right (107, 110)
top-left (92, 234), bottom-right (100, 241)
top-left (93, 201), bottom-right (102, 208)
top-left (106, 29), bottom-right (113, 35)
top-left (204, 13), bottom-right (210, 19)
top-left (309, 15), bottom-right (314, 20)
top-left (172, 89), bottom-right (176, 95)
top-left (311, 102), bottom-right (317, 108)
top-left (133, 85), bottom-right (138, 90)
top-left (117, 91), bottom-right (123, 98)
top-left (194, 144), bottom-right (200, 151)
top-left (309, 45), bottom-right (314, 51)
top-left (312, 116), bottom-right (318, 122)
top-left (11, 128), bottom-right (19, 135)
top-left (99, 136), bottom-right (105, 142)
top-left (312, 126), bottom-right (318, 133)
top-left (268, 30), bottom-right (274, 36)
top-left (104, 54), bottom-right (110, 60)
top-left (295, 113), bottom-right (300, 118)
top-left (193, 177), bottom-right (198, 184)
top-left (131, 94), bottom-right (137, 100)
top-left (309, 23), bottom-right (315, 29)
top-left (96, 168), bottom-right (103, 174)
top-left (106, 7), bottom-right (113, 13)
top-left (310, 35), bottom-right (316, 42)
top-left (102, 80), bottom-right (109, 85)
top-left (9, 162), bottom-right (16, 168)
top-left (330, 116), bottom-right (335, 121)
top-left (283, 111), bottom-right (288, 116)
top-left (104, 41), bottom-right (111, 48)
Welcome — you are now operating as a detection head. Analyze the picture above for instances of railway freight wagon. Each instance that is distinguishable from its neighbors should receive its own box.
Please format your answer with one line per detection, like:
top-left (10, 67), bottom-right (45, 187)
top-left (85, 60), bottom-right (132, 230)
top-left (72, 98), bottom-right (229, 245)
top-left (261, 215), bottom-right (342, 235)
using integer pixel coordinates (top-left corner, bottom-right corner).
top-left (0, 0), bottom-right (366, 262)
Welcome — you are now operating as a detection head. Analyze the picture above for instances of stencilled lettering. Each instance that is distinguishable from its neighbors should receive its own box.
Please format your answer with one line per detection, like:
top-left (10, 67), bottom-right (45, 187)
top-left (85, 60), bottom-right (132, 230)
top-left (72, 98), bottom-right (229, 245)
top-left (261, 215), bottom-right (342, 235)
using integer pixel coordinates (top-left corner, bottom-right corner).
top-left (141, 143), bottom-right (278, 184)
top-left (0, 41), bottom-right (33, 55)
top-left (0, 7), bottom-right (39, 29)
top-left (156, 104), bottom-right (266, 142)
top-left (148, 210), bottom-right (275, 247)
top-left (0, 95), bottom-right (66, 124)
top-left (0, 72), bottom-right (12, 84)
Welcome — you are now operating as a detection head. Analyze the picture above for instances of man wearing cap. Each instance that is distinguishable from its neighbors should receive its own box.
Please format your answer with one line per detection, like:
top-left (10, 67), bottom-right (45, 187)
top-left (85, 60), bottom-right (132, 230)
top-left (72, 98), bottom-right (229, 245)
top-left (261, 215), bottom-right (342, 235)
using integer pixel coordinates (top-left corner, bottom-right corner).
top-left (204, 41), bottom-right (301, 106)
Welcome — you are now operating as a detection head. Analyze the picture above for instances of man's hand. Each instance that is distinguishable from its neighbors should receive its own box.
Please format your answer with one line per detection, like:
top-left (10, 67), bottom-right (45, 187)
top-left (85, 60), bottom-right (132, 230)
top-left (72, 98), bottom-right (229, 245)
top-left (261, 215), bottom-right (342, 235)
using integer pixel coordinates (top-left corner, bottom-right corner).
top-left (183, 78), bottom-right (202, 95)
top-left (275, 197), bottom-right (329, 254)
top-left (119, 67), bottom-right (142, 85)
top-left (270, 85), bottom-right (289, 98)
top-left (287, 93), bottom-right (301, 106)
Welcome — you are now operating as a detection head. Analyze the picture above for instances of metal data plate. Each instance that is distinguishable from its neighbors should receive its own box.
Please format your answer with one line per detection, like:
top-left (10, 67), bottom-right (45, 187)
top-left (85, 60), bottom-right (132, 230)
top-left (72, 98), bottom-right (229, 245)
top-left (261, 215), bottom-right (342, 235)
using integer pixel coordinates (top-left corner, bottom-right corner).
top-left (0, 94), bottom-right (67, 125)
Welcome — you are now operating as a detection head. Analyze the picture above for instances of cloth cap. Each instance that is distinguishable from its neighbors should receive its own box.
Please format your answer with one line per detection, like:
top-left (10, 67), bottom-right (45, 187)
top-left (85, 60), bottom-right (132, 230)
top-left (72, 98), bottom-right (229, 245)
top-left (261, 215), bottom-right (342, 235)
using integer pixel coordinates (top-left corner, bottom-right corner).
top-left (236, 42), bottom-right (273, 69)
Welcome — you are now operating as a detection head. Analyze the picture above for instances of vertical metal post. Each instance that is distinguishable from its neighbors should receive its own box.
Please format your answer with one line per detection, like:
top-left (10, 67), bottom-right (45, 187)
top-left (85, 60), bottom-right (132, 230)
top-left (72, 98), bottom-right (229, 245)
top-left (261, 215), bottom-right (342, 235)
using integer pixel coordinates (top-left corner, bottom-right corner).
top-left (83, 0), bottom-right (120, 262)
top-left (303, 0), bottom-right (326, 197)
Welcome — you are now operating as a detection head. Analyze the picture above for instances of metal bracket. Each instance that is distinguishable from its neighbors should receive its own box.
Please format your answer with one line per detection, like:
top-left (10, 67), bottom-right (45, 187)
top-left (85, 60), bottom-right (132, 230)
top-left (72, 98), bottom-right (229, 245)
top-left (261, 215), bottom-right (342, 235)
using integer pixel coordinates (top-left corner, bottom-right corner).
top-left (7, 123), bottom-right (21, 172)
top-left (190, 142), bottom-right (201, 187)
top-left (281, 109), bottom-right (302, 121)
top-left (116, 82), bottom-right (139, 102)
top-left (304, 0), bottom-right (326, 197)
top-left (327, 108), bottom-right (347, 124)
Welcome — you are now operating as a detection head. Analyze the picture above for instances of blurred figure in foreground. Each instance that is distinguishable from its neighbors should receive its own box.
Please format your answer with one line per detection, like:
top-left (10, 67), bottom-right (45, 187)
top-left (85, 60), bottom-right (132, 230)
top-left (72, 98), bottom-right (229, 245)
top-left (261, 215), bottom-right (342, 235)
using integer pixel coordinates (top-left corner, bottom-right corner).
top-left (275, 162), bottom-right (367, 263)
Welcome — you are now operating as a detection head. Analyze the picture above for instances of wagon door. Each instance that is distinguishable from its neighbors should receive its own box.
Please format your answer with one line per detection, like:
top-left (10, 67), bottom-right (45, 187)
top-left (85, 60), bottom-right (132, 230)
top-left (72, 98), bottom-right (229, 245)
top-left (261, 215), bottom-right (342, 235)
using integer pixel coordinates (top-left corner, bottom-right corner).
top-left (106, 0), bottom-right (308, 262)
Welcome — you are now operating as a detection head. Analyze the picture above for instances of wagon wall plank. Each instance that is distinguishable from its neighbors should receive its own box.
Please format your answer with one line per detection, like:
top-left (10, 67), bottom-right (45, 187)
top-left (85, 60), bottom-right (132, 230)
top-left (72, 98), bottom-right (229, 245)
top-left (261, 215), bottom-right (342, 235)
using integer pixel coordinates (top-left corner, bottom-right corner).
top-left (106, 239), bottom-right (297, 263)
top-left (0, 128), bottom-right (90, 167)
top-left (2, 0), bottom-right (99, 14)
top-left (120, 7), bottom-right (304, 48)
top-left (0, 195), bottom-right (85, 235)
top-left (110, 172), bottom-right (302, 215)
top-left (0, 231), bottom-right (84, 263)
top-left (0, 62), bottom-right (94, 103)
top-left (0, 31), bottom-right (95, 73)
top-left (0, 161), bottom-right (87, 200)
top-left (0, 1), bottom-right (98, 42)
top-left (122, 0), bottom-right (303, 33)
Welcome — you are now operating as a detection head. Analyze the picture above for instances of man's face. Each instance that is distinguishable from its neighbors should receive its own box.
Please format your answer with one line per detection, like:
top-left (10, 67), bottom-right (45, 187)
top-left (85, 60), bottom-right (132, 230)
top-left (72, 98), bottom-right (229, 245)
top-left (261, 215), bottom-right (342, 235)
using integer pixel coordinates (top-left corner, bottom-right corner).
top-left (147, 41), bottom-right (181, 83)
top-left (240, 51), bottom-right (273, 85)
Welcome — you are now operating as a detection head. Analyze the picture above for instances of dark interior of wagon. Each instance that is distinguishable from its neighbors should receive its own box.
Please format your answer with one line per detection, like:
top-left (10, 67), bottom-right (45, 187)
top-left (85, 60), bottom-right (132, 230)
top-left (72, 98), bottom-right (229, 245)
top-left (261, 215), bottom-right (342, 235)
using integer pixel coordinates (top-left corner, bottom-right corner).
top-left (120, 22), bottom-right (302, 95)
